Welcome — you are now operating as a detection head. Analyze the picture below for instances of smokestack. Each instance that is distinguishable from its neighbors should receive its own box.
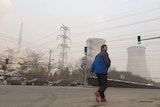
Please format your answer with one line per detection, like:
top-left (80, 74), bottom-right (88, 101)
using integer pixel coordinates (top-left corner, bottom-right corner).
top-left (126, 46), bottom-right (150, 78)
top-left (17, 22), bottom-right (23, 53)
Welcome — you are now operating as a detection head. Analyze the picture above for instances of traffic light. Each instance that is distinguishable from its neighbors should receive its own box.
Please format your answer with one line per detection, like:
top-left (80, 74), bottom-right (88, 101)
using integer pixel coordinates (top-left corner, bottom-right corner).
top-left (5, 58), bottom-right (9, 64)
top-left (2, 65), bottom-right (7, 70)
top-left (84, 46), bottom-right (87, 55)
top-left (137, 36), bottom-right (141, 45)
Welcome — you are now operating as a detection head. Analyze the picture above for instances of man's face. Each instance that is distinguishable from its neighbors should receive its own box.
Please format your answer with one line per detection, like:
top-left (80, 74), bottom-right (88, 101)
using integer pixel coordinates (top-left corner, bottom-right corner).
top-left (102, 46), bottom-right (108, 52)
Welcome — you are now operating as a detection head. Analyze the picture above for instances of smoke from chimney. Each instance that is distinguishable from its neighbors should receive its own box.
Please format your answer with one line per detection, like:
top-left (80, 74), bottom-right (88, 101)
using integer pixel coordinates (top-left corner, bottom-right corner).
top-left (0, 0), bottom-right (11, 14)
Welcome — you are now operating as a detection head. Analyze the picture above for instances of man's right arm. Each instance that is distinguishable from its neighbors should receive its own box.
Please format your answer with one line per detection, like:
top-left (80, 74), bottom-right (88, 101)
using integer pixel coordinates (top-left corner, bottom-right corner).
top-left (101, 53), bottom-right (111, 68)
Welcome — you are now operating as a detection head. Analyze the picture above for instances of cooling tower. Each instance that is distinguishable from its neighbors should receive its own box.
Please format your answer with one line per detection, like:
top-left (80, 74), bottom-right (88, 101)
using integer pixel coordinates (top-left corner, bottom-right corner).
top-left (126, 46), bottom-right (150, 78)
top-left (86, 38), bottom-right (106, 66)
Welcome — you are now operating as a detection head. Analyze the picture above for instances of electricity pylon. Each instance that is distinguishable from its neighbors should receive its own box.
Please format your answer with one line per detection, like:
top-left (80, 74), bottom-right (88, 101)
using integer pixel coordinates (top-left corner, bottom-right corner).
top-left (57, 25), bottom-right (71, 72)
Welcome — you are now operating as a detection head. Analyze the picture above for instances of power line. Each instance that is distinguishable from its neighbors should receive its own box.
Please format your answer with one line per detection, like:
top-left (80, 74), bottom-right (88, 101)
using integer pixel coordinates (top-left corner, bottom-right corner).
top-left (19, 7), bottom-right (160, 45)
top-left (1, 19), bottom-right (160, 56)
top-left (0, 33), bottom-right (53, 52)
top-left (1, 30), bottom-right (159, 55)
top-left (70, 17), bottom-right (160, 37)
top-left (1, 17), bottom-right (160, 51)
top-left (32, 39), bottom-right (58, 48)
top-left (1, 5), bottom-right (160, 54)
top-left (30, 31), bottom-right (59, 43)
top-left (70, 6), bottom-right (160, 30)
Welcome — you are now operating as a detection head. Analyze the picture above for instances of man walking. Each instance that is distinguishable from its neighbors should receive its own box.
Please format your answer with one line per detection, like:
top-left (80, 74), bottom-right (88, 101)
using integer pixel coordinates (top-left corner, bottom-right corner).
top-left (90, 44), bottom-right (111, 102)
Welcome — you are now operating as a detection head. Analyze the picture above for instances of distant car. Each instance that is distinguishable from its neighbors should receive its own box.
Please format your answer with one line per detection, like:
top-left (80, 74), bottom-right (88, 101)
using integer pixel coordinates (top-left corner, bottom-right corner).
top-left (74, 80), bottom-right (84, 85)
top-left (7, 76), bottom-right (22, 85)
top-left (52, 79), bottom-right (70, 86)
top-left (70, 81), bottom-right (78, 86)
top-left (0, 73), bottom-right (4, 81)
top-left (70, 80), bottom-right (84, 86)
top-left (26, 78), bottom-right (48, 85)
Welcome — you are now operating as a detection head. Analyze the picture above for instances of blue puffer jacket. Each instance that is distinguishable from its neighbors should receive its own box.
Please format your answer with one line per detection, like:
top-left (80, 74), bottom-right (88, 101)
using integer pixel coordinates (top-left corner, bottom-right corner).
top-left (90, 50), bottom-right (111, 74)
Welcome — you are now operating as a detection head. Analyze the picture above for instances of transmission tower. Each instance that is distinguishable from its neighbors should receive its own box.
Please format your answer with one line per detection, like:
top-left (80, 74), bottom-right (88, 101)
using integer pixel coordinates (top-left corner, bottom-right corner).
top-left (57, 25), bottom-right (71, 72)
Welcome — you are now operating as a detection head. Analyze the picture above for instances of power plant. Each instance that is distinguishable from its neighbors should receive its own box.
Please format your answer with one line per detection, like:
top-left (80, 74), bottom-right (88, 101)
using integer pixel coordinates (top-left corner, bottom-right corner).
top-left (86, 38), bottom-right (106, 67)
top-left (126, 46), bottom-right (151, 78)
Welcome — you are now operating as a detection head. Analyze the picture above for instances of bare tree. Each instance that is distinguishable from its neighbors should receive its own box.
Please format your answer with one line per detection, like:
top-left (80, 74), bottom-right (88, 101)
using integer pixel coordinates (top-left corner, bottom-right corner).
top-left (18, 49), bottom-right (48, 80)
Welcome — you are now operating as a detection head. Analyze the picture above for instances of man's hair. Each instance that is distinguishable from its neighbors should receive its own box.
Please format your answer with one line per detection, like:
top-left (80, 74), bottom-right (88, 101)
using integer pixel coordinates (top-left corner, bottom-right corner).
top-left (101, 44), bottom-right (107, 50)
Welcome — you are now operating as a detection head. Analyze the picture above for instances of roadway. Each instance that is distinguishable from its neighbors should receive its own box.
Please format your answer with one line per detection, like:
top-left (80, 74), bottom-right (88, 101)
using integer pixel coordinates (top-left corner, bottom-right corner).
top-left (0, 85), bottom-right (160, 107)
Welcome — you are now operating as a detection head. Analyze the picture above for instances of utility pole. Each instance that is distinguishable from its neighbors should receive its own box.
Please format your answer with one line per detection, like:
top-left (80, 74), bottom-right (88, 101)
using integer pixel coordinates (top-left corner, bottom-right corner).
top-left (2, 58), bottom-right (9, 82)
top-left (47, 49), bottom-right (52, 80)
top-left (84, 56), bottom-right (87, 86)
top-left (83, 46), bottom-right (88, 86)
top-left (7, 48), bottom-right (14, 69)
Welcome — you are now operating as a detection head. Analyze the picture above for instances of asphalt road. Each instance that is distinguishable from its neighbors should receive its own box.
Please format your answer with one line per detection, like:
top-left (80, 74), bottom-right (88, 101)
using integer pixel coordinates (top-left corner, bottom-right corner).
top-left (0, 85), bottom-right (160, 107)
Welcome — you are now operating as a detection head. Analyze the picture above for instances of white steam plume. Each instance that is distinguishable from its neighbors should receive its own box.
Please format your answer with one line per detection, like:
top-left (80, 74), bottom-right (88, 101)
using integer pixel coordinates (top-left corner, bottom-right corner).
top-left (0, 0), bottom-right (12, 14)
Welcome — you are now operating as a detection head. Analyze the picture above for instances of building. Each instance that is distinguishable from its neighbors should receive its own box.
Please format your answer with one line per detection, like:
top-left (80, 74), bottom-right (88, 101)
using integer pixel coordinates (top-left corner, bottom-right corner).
top-left (126, 46), bottom-right (150, 78)
top-left (86, 38), bottom-right (106, 67)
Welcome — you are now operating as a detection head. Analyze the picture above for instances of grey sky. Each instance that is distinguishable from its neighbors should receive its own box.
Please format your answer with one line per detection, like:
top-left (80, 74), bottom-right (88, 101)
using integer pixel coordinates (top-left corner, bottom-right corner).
top-left (0, 0), bottom-right (160, 81)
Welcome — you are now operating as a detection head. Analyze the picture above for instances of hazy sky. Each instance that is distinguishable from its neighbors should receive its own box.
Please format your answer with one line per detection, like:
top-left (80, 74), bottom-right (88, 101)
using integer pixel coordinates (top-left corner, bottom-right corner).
top-left (0, 0), bottom-right (160, 81)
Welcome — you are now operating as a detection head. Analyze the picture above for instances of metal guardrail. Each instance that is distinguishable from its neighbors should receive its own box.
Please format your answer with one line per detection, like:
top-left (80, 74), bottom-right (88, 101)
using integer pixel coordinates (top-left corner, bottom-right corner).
top-left (87, 76), bottom-right (160, 89)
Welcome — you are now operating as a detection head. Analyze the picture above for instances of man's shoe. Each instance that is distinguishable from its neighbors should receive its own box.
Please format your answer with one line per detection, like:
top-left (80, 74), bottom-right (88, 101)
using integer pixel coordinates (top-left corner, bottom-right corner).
top-left (94, 92), bottom-right (101, 102)
top-left (101, 98), bottom-right (107, 102)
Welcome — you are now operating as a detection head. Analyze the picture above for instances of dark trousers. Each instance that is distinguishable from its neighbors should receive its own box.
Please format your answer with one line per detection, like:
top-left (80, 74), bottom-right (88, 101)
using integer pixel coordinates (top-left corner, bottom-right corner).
top-left (97, 74), bottom-right (108, 98)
